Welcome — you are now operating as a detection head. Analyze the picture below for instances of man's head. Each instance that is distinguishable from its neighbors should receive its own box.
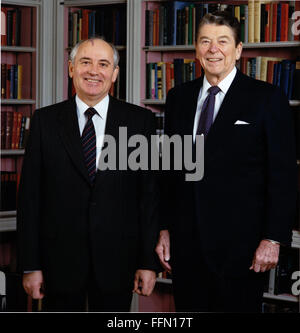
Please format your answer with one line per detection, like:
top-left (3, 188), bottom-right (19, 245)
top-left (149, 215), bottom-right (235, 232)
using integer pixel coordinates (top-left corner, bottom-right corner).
top-left (195, 11), bottom-right (243, 85)
top-left (69, 37), bottom-right (119, 106)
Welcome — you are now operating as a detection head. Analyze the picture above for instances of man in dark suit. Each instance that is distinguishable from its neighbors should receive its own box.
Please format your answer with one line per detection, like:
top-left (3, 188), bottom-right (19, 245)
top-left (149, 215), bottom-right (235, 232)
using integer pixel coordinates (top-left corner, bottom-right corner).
top-left (17, 37), bottom-right (159, 312)
top-left (156, 11), bottom-right (297, 312)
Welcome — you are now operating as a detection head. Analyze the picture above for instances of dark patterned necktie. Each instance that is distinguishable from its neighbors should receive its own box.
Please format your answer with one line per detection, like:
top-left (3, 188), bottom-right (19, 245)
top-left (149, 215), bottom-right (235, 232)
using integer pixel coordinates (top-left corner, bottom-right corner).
top-left (196, 85), bottom-right (221, 138)
top-left (81, 107), bottom-right (97, 183)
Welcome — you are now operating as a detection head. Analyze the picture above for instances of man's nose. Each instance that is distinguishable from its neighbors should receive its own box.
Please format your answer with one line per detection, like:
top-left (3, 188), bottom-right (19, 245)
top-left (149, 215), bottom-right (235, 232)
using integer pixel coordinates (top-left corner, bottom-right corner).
top-left (208, 42), bottom-right (219, 53)
top-left (88, 63), bottom-right (99, 74)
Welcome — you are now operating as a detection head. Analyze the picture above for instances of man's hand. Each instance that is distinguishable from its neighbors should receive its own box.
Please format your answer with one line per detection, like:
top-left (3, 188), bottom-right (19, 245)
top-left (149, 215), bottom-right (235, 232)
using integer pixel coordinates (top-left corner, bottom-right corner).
top-left (155, 229), bottom-right (172, 273)
top-left (250, 240), bottom-right (280, 273)
top-left (133, 269), bottom-right (156, 296)
top-left (22, 271), bottom-right (45, 299)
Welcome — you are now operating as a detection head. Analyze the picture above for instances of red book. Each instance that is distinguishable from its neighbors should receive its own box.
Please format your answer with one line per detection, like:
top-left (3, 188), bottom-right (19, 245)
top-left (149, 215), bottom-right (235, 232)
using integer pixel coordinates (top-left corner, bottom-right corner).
top-left (165, 62), bottom-right (172, 94)
top-left (1, 111), bottom-right (7, 149)
top-left (195, 58), bottom-right (202, 78)
top-left (267, 60), bottom-right (275, 84)
top-left (240, 57), bottom-right (248, 75)
top-left (264, 3), bottom-right (270, 43)
top-left (81, 9), bottom-right (90, 40)
top-left (5, 111), bottom-right (13, 149)
top-left (11, 111), bottom-right (18, 149)
top-left (271, 2), bottom-right (277, 42)
top-left (15, 112), bottom-right (22, 149)
top-left (280, 3), bottom-right (289, 41)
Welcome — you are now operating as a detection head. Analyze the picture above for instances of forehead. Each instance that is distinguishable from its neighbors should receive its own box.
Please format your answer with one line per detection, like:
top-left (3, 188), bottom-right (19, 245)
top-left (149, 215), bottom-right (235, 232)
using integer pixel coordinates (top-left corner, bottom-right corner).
top-left (198, 23), bottom-right (235, 38)
top-left (76, 40), bottom-right (114, 60)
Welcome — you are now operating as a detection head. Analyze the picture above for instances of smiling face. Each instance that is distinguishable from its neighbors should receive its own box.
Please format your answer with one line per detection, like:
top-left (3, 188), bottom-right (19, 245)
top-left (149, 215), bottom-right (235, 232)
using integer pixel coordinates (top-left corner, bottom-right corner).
top-left (69, 39), bottom-right (119, 106)
top-left (195, 23), bottom-right (242, 85)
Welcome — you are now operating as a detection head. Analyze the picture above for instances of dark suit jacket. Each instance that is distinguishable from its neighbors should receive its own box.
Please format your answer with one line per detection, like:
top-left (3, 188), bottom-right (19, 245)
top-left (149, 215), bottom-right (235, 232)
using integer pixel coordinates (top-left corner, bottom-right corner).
top-left (17, 95), bottom-right (160, 294)
top-left (160, 69), bottom-right (297, 278)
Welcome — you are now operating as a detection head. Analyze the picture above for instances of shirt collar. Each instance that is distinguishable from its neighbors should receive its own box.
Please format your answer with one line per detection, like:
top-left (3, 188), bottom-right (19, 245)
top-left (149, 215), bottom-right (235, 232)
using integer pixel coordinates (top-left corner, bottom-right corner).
top-left (202, 66), bottom-right (237, 95)
top-left (75, 94), bottom-right (109, 121)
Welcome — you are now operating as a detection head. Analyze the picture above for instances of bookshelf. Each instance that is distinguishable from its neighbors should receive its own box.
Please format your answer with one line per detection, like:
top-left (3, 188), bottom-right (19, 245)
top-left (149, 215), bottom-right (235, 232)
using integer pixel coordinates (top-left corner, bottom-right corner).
top-left (139, 0), bottom-right (300, 313)
top-left (0, 0), bottom-right (45, 312)
top-left (0, 0), bottom-right (38, 231)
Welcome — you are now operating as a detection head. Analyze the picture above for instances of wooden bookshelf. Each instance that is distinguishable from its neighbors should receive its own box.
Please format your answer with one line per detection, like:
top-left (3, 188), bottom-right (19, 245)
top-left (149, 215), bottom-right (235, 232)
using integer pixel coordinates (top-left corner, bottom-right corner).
top-left (0, 1), bottom-right (41, 313)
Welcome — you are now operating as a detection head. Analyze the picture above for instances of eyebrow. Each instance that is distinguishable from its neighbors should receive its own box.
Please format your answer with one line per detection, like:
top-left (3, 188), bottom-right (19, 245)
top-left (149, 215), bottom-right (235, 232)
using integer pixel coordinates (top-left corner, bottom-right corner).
top-left (199, 35), bottom-right (231, 40)
top-left (79, 57), bottom-right (112, 64)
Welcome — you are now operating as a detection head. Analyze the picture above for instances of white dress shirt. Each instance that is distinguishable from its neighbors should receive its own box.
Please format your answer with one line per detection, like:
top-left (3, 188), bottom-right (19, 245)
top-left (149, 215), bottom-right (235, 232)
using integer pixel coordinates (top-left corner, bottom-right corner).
top-left (193, 66), bottom-right (237, 141)
top-left (76, 94), bottom-right (109, 169)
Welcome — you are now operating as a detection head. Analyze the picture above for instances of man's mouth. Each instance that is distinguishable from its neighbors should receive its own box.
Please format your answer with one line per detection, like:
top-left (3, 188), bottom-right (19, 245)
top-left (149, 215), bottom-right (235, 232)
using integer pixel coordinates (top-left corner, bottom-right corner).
top-left (207, 58), bottom-right (222, 62)
top-left (85, 78), bottom-right (101, 83)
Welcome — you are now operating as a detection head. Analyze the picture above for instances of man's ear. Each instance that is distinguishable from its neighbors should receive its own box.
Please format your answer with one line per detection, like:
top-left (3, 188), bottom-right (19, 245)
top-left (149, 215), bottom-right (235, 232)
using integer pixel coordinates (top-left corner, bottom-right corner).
top-left (236, 42), bottom-right (243, 61)
top-left (112, 65), bottom-right (119, 83)
top-left (68, 60), bottom-right (74, 78)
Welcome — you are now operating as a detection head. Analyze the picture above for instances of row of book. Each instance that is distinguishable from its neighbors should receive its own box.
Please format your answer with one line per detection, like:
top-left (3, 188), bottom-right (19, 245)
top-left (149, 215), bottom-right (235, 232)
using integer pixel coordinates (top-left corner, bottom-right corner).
top-left (68, 6), bottom-right (126, 47)
top-left (1, 64), bottom-right (23, 100)
top-left (1, 6), bottom-right (33, 47)
top-left (1, 7), bottom-right (21, 46)
top-left (146, 57), bottom-right (299, 101)
top-left (145, 59), bottom-right (201, 100)
top-left (265, 246), bottom-right (299, 296)
top-left (1, 111), bottom-right (30, 150)
top-left (240, 57), bottom-right (300, 100)
top-left (0, 172), bottom-right (19, 212)
top-left (145, 1), bottom-right (300, 46)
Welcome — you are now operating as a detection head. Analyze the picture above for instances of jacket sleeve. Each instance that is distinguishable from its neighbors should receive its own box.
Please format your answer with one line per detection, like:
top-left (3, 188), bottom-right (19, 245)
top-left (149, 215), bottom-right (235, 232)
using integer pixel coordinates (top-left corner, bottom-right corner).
top-left (263, 87), bottom-right (297, 245)
top-left (17, 109), bottom-right (43, 272)
top-left (138, 109), bottom-right (161, 272)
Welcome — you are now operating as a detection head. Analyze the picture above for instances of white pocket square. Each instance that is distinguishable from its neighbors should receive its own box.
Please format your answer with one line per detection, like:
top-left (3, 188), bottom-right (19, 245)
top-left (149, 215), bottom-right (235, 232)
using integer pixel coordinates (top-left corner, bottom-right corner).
top-left (234, 120), bottom-right (250, 125)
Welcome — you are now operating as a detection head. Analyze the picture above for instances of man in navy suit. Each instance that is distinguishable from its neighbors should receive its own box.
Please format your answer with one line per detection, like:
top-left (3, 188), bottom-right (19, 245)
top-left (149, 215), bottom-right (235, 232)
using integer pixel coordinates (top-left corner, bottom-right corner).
top-left (18, 38), bottom-right (159, 311)
top-left (156, 11), bottom-right (297, 312)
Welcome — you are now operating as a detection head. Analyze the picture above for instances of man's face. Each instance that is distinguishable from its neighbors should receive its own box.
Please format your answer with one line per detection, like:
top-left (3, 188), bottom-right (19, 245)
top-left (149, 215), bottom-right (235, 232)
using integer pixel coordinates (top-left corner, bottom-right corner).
top-left (195, 24), bottom-right (242, 85)
top-left (69, 39), bottom-right (119, 106)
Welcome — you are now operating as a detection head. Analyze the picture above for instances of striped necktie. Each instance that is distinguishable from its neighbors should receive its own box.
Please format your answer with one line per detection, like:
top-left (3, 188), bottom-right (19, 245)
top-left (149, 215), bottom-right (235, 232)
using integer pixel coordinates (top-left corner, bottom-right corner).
top-left (197, 85), bottom-right (221, 138)
top-left (81, 107), bottom-right (97, 184)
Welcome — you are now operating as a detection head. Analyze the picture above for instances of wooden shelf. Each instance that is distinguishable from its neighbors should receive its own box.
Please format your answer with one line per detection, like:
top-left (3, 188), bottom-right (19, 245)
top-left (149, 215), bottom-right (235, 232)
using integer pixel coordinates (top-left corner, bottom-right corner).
top-left (1, 99), bottom-right (36, 105)
top-left (143, 41), bottom-right (300, 52)
top-left (142, 99), bottom-right (166, 105)
top-left (0, 217), bottom-right (16, 233)
top-left (63, 0), bottom-right (127, 6)
top-left (0, 149), bottom-right (25, 156)
top-left (65, 45), bottom-right (126, 52)
top-left (1, 46), bottom-right (36, 53)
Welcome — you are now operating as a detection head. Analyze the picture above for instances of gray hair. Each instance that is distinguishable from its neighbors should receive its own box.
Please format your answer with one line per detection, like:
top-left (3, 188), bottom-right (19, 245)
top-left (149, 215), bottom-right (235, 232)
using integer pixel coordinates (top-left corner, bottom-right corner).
top-left (69, 37), bottom-right (120, 68)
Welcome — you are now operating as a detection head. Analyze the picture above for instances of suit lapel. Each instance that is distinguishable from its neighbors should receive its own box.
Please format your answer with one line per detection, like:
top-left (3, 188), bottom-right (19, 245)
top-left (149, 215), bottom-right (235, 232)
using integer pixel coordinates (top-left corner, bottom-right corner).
top-left (57, 97), bottom-right (91, 185)
top-left (205, 70), bottom-right (244, 150)
top-left (182, 77), bottom-right (203, 136)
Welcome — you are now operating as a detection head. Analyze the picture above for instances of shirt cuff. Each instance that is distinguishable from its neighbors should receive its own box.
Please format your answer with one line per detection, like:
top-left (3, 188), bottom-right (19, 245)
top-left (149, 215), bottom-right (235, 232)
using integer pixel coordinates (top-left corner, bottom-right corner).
top-left (264, 239), bottom-right (280, 245)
